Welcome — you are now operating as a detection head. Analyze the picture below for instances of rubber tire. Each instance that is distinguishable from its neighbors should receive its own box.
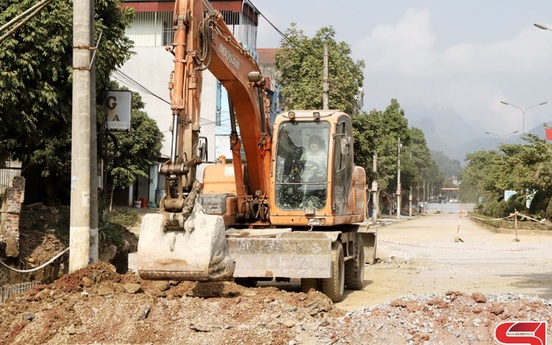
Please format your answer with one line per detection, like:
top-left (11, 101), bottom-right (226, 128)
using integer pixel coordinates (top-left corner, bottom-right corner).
top-left (321, 241), bottom-right (345, 303)
top-left (300, 278), bottom-right (319, 293)
top-left (345, 233), bottom-right (365, 290)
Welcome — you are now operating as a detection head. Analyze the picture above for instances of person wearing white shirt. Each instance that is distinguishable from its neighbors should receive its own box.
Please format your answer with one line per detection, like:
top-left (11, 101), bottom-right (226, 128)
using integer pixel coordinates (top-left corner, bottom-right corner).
top-left (301, 135), bottom-right (327, 183)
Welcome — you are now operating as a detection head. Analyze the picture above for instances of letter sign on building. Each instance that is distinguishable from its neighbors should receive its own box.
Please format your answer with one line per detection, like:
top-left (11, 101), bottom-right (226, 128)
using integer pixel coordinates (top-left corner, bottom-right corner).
top-left (106, 91), bottom-right (132, 130)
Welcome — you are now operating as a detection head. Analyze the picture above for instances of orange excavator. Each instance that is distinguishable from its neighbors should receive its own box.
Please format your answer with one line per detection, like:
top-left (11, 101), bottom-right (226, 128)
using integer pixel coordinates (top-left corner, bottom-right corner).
top-left (137, 0), bottom-right (376, 302)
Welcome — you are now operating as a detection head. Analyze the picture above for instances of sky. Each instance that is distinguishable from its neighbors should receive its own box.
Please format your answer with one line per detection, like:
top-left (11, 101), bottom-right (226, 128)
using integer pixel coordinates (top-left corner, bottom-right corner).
top-left (250, 0), bottom-right (552, 138)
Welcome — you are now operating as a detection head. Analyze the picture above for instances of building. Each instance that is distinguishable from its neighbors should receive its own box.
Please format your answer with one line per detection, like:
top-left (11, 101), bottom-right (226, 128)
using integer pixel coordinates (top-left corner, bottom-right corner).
top-left (257, 48), bottom-right (283, 122)
top-left (117, 0), bottom-right (277, 206)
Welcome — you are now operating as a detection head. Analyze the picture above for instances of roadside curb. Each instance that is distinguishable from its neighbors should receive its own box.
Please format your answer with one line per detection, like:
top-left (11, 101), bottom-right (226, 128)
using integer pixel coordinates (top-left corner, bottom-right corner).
top-left (364, 215), bottom-right (415, 230)
top-left (468, 215), bottom-right (552, 236)
top-left (486, 227), bottom-right (552, 236)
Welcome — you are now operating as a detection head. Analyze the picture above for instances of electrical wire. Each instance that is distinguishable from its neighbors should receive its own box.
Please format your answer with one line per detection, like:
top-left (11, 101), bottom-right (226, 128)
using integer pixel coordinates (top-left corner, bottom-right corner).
top-left (0, 247), bottom-right (69, 273)
top-left (247, 0), bottom-right (365, 114)
top-left (113, 69), bottom-right (170, 105)
top-left (113, 70), bottom-right (229, 128)
top-left (0, 0), bottom-right (53, 44)
top-left (109, 1), bottom-right (295, 127)
top-left (246, 0), bottom-right (291, 43)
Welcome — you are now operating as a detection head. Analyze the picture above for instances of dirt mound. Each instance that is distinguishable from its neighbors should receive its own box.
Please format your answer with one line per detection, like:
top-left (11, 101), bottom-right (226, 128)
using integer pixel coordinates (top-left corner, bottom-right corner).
top-left (3, 209), bottom-right (552, 344)
top-left (0, 263), bottom-right (341, 345)
top-left (1, 263), bottom-right (551, 344)
top-left (2, 205), bottom-right (138, 286)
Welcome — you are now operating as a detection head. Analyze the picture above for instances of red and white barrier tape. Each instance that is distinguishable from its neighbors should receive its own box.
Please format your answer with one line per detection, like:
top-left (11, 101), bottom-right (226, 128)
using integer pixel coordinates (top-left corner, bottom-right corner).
top-left (379, 239), bottom-right (547, 252)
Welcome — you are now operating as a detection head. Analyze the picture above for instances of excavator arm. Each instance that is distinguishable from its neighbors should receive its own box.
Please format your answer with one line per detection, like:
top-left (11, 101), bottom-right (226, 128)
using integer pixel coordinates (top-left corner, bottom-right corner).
top-left (137, 0), bottom-right (271, 281)
top-left (161, 0), bottom-right (271, 224)
top-left (207, 7), bottom-right (272, 200)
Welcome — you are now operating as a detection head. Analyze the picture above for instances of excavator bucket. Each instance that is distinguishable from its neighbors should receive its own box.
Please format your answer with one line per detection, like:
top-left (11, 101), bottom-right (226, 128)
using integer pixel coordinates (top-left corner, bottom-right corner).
top-left (227, 231), bottom-right (333, 278)
top-left (137, 205), bottom-right (235, 281)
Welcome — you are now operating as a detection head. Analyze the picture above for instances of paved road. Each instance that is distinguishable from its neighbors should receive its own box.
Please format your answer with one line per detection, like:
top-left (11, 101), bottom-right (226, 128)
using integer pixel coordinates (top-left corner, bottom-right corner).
top-left (337, 211), bottom-right (552, 311)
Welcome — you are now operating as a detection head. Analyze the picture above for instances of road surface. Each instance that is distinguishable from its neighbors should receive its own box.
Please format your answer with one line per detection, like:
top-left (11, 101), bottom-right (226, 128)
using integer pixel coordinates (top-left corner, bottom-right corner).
top-left (337, 210), bottom-right (552, 311)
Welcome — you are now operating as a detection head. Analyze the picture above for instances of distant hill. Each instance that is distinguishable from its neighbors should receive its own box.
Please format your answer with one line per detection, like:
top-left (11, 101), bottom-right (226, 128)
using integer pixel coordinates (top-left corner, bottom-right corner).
top-left (402, 103), bottom-right (550, 164)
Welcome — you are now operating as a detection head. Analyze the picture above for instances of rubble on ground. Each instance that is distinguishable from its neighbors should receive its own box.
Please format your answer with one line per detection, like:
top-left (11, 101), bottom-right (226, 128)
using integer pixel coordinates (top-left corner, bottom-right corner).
top-left (1, 263), bottom-right (550, 345)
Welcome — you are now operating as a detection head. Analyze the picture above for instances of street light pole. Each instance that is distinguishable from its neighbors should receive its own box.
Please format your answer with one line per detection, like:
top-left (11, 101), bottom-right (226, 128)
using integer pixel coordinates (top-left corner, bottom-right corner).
top-left (534, 23), bottom-right (552, 31)
top-left (484, 130), bottom-right (519, 140)
top-left (500, 101), bottom-right (548, 134)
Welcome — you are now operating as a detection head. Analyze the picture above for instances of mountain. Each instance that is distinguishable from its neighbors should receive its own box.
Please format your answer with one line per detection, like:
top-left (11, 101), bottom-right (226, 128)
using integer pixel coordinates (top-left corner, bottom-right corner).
top-left (403, 103), bottom-right (479, 163)
top-left (401, 104), bottom-right (550, 164)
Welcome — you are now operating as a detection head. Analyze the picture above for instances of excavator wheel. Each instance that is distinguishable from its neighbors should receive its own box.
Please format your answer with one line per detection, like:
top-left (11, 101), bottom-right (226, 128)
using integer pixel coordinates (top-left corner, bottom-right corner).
top-left (345, 233), bottom-right (365, 290)
top-left (320, 241), bottom-right (345, 303)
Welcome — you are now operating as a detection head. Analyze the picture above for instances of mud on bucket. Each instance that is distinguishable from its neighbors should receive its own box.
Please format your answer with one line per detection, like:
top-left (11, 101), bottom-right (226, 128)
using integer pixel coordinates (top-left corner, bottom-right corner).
top-left (137, 204), bottom-right (235, 281)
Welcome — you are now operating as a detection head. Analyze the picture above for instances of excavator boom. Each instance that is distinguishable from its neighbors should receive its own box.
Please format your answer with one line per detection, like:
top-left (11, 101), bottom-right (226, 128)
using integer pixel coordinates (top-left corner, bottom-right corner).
top-left (137, 0), bottom-right (273, 281)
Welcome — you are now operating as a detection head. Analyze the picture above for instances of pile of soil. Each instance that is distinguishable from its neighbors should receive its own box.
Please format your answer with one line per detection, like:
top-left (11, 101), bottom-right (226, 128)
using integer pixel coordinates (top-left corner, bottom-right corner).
top-left (1, 205), bottom-right (137, 286)
top-left (2, 206), bottom-right (551, 344)
top-left (1, 262), bottom-right (551, 344)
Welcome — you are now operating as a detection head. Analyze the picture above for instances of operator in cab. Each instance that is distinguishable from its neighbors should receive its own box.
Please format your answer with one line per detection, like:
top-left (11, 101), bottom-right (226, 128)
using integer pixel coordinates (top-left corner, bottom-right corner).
top-left (301, 135), bottom-right (327, 183)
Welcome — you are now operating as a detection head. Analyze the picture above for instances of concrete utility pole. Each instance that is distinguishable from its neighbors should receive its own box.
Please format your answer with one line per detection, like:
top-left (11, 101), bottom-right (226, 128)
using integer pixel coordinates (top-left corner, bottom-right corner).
top-left (88, 2), bottom-right (98, 264)
top-left (409, 151), bottom-right (412, 217)
top-left (70, 0), bottom-right (97, 272)
top-left (323, 43), bottom-right (329, 110)
top-left (372, 153), bottom-right (378, 225)
top-left (396, 138), bottom-right (401, 219)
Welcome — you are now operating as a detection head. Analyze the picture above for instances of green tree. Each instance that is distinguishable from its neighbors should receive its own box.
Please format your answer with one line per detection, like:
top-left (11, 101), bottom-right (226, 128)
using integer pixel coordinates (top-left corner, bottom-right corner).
top-left (353, 99), bottom-right (410, 190)
top-left (353, 99), bottom-right (443, 214)
top-left (463, 134), bottom-right (552, 216)
top-left (375, 100), bottom-right (411, 198)
top-left (275, 24), bottom-right (365, 114)
top-left (403, 127), bottom-right (442, 203)
top-left (501, 135), bottom-right (552, 192)
top-left (460, 150), bottom-right (495, 203)
top-left (354, 100), bottom-right (425, 213)
top-left (100, 84), bottom-right (163, 209)
top-left (0, 0), bottom-right (134, 203)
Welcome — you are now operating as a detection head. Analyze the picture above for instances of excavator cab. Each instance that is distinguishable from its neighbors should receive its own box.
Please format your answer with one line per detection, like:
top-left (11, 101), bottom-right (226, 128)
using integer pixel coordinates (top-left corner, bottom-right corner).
top-left (274, 121), bottom-right (330, 211)
top-left (269, 110), bottom-right (366, 227)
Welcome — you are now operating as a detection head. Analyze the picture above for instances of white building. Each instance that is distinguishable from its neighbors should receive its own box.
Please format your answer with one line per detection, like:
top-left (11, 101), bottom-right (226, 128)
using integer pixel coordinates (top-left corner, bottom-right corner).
top-left (117, 0), bottom-right (278, 206)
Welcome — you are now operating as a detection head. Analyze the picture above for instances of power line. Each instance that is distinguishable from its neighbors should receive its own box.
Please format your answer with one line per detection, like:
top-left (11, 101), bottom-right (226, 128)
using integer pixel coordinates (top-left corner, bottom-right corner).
top-left (0, 0), bottom-right (53, 44)
top-left (246, 0), bottom-right (290, 43)
top-left (246, 1), bottom-right (364, 114)
top-left (113, 69), bottom-right (223, 128)
top-left (113, 69), bottom-right (170, 105)
top-left (112, 3), bottom-right (292, 127)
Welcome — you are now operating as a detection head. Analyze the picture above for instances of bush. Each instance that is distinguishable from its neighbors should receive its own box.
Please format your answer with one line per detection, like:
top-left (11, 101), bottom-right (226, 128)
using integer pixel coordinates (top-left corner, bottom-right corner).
top-left (529, 190), bottom-right (550, 215)
top-left (105, 208), bottom-right (139, 228)
top-left (99, 223), bottom-right (125, 247)
top-left (479, 189), bottom-right (552, 222)
top-left (495, 200), bottom-right (507, 218)
top-left (504, 194), bottom-right (525, 217)
top-left (100, 208), bottom-right (139, 247)
top-left (546, 199), bottom-right (552, 220)
top-left (483, 199), bottom-right (509, 218)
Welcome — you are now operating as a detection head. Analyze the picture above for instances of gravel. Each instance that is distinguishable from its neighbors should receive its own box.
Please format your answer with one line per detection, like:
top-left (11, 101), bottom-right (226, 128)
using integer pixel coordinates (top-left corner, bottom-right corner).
top-left (0, 262), bottom-right (551, 344)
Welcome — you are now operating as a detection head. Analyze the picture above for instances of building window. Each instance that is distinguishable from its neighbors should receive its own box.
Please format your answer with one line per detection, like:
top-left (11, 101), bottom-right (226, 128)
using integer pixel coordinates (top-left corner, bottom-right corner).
top-left (126, 12), bottom-right (173, 47)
